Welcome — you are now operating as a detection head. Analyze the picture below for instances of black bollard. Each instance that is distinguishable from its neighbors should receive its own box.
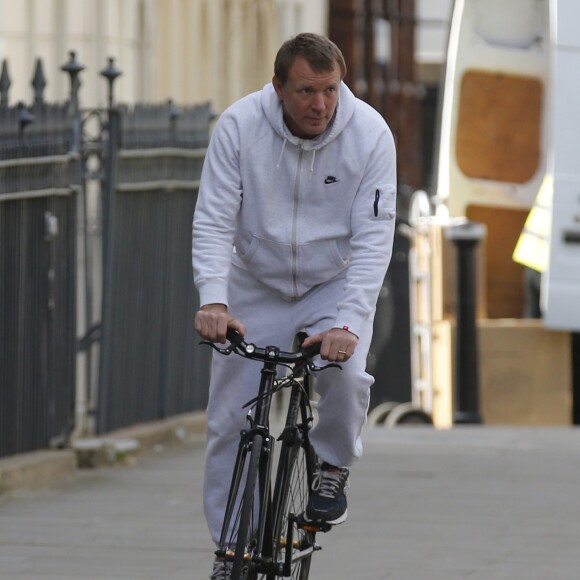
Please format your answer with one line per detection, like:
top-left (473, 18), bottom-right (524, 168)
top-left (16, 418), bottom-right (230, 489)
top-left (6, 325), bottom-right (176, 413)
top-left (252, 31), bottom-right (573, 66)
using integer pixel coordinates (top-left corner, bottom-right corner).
top-left (445, 221), bottom-right (486, 424)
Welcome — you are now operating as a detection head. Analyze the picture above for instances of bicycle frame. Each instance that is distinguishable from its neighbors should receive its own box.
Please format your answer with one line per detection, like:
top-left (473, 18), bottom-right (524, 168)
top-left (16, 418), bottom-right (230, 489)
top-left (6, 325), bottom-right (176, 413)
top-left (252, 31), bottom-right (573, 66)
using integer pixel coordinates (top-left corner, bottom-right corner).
top-left (206, 330), bottom-right (338, 579)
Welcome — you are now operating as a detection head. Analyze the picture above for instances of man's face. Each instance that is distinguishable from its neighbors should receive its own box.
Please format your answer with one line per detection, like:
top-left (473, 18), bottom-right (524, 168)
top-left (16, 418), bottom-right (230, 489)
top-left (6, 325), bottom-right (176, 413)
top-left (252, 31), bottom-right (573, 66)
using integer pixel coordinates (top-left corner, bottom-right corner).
top-left (273, 56), bottom-right (341, 139)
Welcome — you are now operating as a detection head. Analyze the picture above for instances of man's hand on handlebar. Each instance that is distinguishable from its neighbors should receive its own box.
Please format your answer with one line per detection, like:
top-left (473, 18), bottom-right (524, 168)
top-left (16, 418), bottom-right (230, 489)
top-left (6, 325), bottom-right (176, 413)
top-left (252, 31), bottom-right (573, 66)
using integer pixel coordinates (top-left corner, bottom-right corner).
top-left (195, 303), bottom-right (246, 343)
top-left (301, 327), bottom-right (358, 363)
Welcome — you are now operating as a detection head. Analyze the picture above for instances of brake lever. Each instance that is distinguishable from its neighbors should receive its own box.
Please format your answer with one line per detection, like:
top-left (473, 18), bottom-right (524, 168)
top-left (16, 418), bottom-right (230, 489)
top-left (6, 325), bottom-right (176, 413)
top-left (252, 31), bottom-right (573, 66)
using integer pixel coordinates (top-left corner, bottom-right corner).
top-left (308, 361), bottom-right (342, 372)
top-left (199, 340), bottom-right (235, 355)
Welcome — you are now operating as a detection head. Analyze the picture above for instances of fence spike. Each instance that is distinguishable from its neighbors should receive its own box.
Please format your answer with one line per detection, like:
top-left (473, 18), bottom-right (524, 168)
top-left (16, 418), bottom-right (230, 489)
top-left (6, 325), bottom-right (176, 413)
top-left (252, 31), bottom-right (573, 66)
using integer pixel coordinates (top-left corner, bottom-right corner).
top-left (100, 57), bottom-right (122, 109)
top-left (60, 50), bottom-right (85, 113)
top-left (31, 58), bottom-right (47, 108)
top-left (0, 59), bottom-right (11, 108)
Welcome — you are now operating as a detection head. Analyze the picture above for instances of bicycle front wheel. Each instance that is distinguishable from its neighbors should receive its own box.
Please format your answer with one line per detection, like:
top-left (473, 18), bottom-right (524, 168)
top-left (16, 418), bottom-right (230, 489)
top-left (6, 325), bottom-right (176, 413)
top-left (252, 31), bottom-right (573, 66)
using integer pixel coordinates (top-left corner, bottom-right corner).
top-left (221, 432), bottom-right (263, 579)
top-left (269, 389), bottom-right (316, 579)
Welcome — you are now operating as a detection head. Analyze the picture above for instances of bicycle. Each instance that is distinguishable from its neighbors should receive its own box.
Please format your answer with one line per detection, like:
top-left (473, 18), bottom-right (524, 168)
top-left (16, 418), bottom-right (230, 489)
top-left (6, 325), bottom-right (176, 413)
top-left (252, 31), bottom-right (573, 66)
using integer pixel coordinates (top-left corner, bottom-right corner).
top-left (203, 328), bottom-right (340, 579)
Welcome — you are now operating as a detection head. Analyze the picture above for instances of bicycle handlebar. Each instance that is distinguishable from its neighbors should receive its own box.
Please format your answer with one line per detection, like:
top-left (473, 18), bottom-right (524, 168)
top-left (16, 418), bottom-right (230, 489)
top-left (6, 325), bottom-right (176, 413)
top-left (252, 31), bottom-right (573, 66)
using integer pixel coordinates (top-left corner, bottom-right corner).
top-left (225, 328), bottom-right (321, 364)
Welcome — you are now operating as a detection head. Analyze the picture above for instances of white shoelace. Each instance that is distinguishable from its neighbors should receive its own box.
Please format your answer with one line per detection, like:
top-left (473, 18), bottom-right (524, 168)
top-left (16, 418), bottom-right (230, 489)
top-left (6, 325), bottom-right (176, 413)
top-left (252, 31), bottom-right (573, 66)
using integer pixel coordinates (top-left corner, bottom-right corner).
top-left (312, 469), bottom-right (348, 499)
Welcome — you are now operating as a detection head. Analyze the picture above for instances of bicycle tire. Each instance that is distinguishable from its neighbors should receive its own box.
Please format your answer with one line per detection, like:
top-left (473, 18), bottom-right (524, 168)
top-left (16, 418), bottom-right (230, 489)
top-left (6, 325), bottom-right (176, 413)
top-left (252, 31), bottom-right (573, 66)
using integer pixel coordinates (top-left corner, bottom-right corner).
top-left (268, 381), bottom-right (316, 579)
top-left (225, 433), bottom-right (263, 579)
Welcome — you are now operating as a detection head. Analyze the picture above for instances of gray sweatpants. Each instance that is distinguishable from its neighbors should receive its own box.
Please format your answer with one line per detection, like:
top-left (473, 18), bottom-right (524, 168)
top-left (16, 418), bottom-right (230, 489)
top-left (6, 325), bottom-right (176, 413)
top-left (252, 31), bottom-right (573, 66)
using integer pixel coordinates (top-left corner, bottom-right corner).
top-left (203, 263), bottom-right (375, 543)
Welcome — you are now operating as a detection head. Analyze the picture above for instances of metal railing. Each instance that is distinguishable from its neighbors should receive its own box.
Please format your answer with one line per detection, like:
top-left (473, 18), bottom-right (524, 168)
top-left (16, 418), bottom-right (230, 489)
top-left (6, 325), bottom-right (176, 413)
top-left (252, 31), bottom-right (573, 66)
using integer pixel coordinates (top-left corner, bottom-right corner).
top-left (0, 53), bottom-right (213, 458)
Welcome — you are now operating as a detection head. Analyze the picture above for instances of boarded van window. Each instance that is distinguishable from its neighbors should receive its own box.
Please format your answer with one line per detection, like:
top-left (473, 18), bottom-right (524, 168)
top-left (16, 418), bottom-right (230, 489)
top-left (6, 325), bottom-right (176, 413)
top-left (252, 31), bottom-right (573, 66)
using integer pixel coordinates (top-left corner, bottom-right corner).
top-left (456, 70), bottom-right (543, 184)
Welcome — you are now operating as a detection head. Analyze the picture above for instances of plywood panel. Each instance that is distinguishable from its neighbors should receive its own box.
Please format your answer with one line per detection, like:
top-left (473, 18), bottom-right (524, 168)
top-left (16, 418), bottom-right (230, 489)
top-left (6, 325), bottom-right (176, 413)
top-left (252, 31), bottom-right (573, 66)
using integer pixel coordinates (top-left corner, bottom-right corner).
top-left (456, 70), bottom-right (543, 184)
top-left (431, 319), bottom-right (572, 427)
top-left (467, 204), bottom-right (527, 319)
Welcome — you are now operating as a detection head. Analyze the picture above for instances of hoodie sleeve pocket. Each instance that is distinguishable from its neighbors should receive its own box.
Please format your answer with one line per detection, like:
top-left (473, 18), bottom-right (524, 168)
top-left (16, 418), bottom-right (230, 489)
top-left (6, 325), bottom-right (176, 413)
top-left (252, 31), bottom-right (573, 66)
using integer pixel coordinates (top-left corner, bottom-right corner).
top-left (371, 187), bottom-right (396, 221)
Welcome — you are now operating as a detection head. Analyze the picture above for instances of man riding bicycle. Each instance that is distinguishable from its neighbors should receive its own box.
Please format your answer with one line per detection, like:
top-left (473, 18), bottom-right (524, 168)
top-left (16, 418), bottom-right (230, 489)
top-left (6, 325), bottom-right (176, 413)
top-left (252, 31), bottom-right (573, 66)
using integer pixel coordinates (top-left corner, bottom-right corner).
top-left (192, 32), bottom-right (396, 579)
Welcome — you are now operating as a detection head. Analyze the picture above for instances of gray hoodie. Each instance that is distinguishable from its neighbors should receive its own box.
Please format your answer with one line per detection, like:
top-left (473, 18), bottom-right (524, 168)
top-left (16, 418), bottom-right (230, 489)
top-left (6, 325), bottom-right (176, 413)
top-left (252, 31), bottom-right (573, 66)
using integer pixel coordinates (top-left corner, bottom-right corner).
top-left (192, 81), bottom-right (396, 337)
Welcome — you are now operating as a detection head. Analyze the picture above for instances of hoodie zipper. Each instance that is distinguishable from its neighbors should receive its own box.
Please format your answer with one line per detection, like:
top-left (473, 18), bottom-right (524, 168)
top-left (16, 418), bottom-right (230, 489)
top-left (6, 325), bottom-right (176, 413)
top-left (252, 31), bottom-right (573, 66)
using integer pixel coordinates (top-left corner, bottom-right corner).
top-left (291, 144), bottom-right (304, 299)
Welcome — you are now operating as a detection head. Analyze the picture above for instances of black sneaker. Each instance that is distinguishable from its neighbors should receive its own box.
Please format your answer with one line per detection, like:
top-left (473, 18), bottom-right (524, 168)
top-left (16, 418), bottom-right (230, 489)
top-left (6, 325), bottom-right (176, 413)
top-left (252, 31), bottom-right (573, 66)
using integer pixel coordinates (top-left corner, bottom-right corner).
top-left (305, 462), bottom-right (349, 525)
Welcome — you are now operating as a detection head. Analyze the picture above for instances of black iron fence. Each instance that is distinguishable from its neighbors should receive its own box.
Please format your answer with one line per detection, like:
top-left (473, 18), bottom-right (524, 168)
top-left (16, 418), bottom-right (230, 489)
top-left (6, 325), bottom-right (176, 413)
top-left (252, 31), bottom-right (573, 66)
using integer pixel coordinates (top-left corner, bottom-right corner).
top-left (0, 54), bottom-right (213, 458)
top-left (0, 124), bottom-right (78, 455)
top-left (96, 105), bottom-right (212, 434)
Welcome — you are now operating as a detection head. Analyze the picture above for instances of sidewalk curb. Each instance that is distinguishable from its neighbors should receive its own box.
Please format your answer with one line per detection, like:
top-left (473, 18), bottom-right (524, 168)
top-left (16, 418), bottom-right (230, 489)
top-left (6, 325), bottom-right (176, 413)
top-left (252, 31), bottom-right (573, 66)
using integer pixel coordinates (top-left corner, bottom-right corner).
top-left (106, 411), bottom-right (207, 451)
top-left (0, 450), bottom-right (77, 495)
top-left (0, 411), bottom-right (206, 496)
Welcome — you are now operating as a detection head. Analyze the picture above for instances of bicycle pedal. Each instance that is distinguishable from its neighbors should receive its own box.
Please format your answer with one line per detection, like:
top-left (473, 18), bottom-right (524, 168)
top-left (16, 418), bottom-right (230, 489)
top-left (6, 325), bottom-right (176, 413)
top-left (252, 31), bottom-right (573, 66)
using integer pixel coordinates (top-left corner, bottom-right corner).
top-left (295, 514), bottom-right (333, 533)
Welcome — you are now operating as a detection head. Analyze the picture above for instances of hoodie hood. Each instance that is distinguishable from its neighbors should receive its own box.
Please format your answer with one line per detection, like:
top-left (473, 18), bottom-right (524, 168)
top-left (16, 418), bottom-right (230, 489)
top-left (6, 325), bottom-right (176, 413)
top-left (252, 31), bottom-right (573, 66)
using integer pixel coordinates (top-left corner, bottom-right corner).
top-left (260, 81), bottom-right (356, 152)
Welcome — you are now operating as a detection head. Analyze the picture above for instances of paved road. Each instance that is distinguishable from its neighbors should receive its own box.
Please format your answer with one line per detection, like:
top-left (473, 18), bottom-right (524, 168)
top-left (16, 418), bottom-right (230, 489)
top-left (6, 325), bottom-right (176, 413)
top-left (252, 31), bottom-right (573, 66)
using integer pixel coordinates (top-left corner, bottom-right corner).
top-left (2, 426), bottom-right (580, 579)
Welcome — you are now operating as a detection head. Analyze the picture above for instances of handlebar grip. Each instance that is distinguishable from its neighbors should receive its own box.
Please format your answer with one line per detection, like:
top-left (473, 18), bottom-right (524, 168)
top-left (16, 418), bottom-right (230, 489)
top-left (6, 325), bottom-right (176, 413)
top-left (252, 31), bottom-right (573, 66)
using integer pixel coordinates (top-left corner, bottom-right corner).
top-left (301, 342), bottom-right (321, 359)
top-left (226, 328), bottom-right (246, 347)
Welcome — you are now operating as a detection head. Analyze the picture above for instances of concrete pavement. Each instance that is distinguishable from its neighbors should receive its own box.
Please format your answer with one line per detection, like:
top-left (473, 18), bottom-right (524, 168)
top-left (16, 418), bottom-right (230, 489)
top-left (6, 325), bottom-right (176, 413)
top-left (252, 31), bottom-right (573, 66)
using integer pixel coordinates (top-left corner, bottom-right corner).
top-left (1, 425), bottom-right (580, 579)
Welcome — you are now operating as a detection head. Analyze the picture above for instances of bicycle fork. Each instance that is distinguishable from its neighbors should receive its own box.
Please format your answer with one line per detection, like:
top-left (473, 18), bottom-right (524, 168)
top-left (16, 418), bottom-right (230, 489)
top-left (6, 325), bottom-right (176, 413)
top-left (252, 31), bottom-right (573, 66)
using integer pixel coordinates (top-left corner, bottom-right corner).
top-left (218, 361), bottom-right (279, 573)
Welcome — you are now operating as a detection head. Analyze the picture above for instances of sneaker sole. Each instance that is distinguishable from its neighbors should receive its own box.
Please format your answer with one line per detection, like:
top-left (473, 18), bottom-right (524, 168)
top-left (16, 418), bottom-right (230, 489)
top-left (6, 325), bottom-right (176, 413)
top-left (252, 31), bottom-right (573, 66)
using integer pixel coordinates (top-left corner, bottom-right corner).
top-left (304, 508), bottom-right (348, 526)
